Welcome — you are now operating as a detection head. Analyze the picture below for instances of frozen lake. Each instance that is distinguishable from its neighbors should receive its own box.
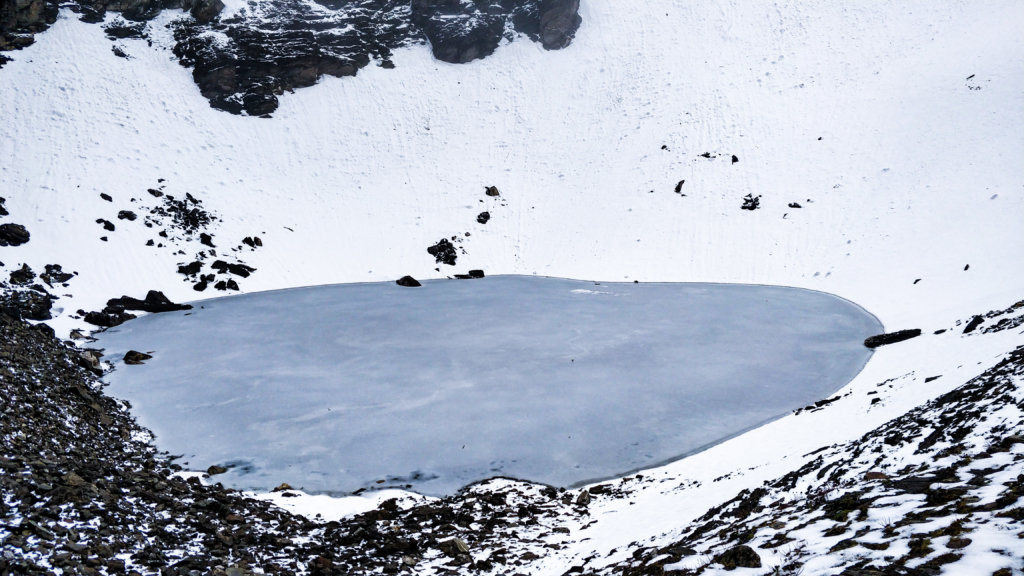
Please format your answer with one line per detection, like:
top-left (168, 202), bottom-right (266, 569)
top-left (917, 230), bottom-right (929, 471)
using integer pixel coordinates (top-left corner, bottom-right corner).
top-left (95, 276), bottom-right (880, 495)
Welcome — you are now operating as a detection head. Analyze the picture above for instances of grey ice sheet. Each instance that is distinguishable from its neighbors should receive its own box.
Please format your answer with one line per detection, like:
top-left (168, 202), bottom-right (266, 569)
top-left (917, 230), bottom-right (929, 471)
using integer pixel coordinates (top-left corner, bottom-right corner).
top-left (95, 276), bottom-right (881, 496)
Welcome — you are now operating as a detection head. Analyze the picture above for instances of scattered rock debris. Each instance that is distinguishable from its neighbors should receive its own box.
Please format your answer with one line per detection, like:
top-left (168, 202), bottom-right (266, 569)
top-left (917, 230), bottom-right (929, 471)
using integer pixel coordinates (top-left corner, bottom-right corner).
top-left (427, 238), bottom-right (459, 266)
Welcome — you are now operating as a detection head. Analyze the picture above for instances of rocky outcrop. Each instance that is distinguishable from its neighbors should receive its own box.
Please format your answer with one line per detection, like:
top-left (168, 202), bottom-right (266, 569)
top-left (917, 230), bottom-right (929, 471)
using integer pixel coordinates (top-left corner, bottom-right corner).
top-left (3, 0), bottom-right (583, 113)
top-left (539, 0), bottom-right (580, 50)
top-left (0, 0), bottom-right (58, 55)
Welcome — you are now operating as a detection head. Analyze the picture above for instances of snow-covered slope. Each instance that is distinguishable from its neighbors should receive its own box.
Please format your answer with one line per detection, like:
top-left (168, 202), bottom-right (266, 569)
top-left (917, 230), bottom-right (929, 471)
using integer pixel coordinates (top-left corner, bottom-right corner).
top-left (1, 0), bottom-right (1022, 574)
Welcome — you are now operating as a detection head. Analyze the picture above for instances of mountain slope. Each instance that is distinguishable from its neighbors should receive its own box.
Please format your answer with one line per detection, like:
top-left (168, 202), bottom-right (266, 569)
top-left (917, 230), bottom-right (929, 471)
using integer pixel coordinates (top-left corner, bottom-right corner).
top-left (1, 1), bottom-right (1022, 574)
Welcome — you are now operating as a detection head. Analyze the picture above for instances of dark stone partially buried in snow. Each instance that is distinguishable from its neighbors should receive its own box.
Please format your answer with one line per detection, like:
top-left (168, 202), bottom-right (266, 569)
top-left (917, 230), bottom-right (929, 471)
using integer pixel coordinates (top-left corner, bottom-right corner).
top-left (40, 264), bottom-right (74, 286)
top-left (539, 0), bottom-right (581, 50)
top-left (0, 223), bottom-right (30, 246)
top-left (864, 328), bottom-right (922, 349)
top-left (9, 264), bottom-right (35, 285)
top-left (211, 260), bottom-right (255, 278)
top-left (456, 269), bottom-right (485, 279)
top-left (713, 545), bottom-right (761, 570)
top-left (962, 315), bottom-right (984, 334)
top-left (123, 350), bottom-right (153, 365)
top-left (178, 261), bottom-right (203, 276)
top-left (106, 290), bottom-right (193, 313)
top-left (477, 211), bottom-right (490, 224)
top-left (396, 276), bottom-right (422, 288)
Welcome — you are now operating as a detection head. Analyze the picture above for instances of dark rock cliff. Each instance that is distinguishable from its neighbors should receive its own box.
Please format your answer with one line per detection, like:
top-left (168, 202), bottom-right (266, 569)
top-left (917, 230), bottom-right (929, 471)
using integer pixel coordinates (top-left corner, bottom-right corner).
top-left (1, 0), bottom-right (582, 114)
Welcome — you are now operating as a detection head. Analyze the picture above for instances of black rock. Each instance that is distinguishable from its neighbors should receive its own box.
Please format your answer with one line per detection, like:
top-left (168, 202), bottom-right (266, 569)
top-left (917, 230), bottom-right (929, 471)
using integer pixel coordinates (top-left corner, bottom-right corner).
top-left (539, 0), bottom-right (581, 50)
top-left (485, 186), bottom-right (500, 197)
top-left (84, 310), bottom-right (136, 327)
top-left (225, 278), bottom-right (239, 290)
top-left (211, 260), bottom-right (255, 277)
top-left (147, 188), bottom-right (163, 197)
top-left (214, 280), bottom-right (227, 291)
top-left (477, 211), bottom-right (490, 224)
top-left (106, 290), bottom-right (193, 313)
top-left (101, 193), bottom-right (113, 201)
top-left (96, 219), bottom-right (115, 231)
top-left (112, 45), bottom-right (128, 58)
top-left (199, 232), bottom-right (215, 247)
top-left (0, 196), bottom-right (7, 216)
top-left (177, 261), bottom-right (203, 276)
top-left (9, 264), bottom-right (35, 285)
top-left (427, 239), bottom-right (458, 266)
top-left (193, 279), bottom-right (208, 291)
top-left (117, 210), bottom-right (137, 221)
top-left (963, 316), bottom-right (984, 334)
top-left (0, 223), bottom-right (30, 246)
top-left (713, 545), bottom-right (761, 569)
top-left (468, 269), bottom-right (484, 278)
top-left (674, 180), bottom-right (685, 194)
top-left (40, 264), bottom-right (74, 286)
top-left (788, 202), bottom-right (802, 208)
top-left (864, 329), bottom-right (922, 348)
top-left (123, 350), bottom-right (153, 365)
top-left (740, 194), bottom-right (761, 211)
top-left (731, 154), bottom-right (739, 164)
top-left (396, 276), bottom-right (422, 287)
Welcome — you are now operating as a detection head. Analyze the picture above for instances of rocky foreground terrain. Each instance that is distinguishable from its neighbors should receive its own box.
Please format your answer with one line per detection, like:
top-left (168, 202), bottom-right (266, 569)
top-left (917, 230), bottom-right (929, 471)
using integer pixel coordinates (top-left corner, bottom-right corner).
top-left (2, 302), bottom-right (1022, 576)
top-left (1, 0), bottom-right (581, 115)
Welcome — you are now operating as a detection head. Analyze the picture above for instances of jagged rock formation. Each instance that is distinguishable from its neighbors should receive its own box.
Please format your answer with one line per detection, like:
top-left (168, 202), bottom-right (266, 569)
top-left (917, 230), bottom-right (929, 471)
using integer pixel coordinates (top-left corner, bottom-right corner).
top-left (0, 0), bottom-right (57, 56)
top-left (1, 0), bottom-right (582, 113)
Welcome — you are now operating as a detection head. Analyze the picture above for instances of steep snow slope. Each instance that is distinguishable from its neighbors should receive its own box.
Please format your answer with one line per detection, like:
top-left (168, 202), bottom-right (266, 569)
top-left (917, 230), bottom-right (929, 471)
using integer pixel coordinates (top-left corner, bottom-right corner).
top-left (1, 0), bottom-right (1023, 574)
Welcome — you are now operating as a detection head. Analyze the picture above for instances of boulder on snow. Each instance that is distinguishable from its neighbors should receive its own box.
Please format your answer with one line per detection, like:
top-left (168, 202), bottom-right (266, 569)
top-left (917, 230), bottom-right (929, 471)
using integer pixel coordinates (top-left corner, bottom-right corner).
top-left (713, 545), bottom-right (761, 570)
top-left (864, 329), bottom-right (922, 348)
top-left (9, 264), bottom-right (35, 285)
top-left (123, 350), bottom-right (153, 365)
top-left (396, 276), bottom-right (422, 288)
top-left (0, 223), bottom-right (30, 246)
top-left (962, 315), bottom-right (984, 334)
top-left (477, 211), bottom-right (490, 224)
top-left (106, 290), bottom-right (192, 313)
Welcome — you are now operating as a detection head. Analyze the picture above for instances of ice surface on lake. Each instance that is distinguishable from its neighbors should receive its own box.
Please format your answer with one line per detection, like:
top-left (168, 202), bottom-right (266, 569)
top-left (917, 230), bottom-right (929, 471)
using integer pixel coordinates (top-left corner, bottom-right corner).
top-left (96, 277), bottom-right (881, 495)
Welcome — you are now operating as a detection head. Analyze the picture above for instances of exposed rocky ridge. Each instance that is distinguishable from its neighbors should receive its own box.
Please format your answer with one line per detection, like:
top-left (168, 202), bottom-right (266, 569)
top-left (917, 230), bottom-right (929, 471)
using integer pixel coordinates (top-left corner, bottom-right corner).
top-left (1, 0), bottom-right (581, 114)
top-left (588, 344), bottom-right (1024, 575)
